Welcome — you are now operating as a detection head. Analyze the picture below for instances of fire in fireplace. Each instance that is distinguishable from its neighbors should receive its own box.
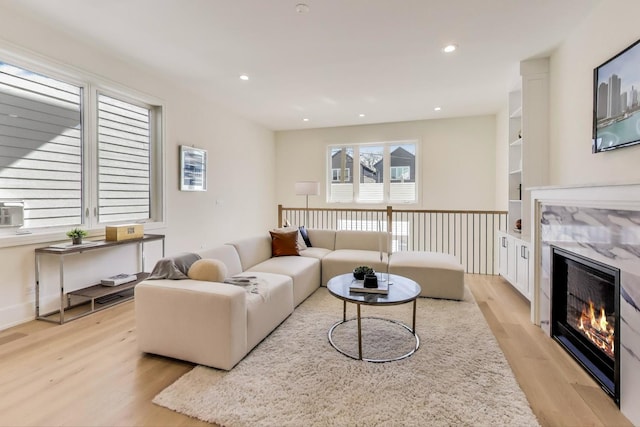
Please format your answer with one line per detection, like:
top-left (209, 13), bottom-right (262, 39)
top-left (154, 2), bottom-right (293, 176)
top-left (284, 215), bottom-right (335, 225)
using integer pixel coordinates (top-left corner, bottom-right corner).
top-left (577, 300), bottom-right (614, 358)
top-left (551, 246), bottom-right (620, 405)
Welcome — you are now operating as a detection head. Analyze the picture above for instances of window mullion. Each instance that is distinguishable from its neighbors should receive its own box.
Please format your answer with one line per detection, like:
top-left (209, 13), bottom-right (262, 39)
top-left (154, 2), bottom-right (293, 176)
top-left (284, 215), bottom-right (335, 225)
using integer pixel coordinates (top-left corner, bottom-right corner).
top-left (353, 145), bottom-right (360, 201)
top-left (85, 84), bottom-right (98, 228)
top-left (383, 145), bottom-right (391, 203)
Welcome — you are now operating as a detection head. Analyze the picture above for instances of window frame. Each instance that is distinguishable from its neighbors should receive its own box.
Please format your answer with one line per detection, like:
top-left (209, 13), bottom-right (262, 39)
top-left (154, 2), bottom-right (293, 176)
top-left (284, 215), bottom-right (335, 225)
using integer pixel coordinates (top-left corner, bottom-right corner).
top-left (327, 140), bottom-right (418, 205)
top-left (0, 48), bottom-right (165, 247)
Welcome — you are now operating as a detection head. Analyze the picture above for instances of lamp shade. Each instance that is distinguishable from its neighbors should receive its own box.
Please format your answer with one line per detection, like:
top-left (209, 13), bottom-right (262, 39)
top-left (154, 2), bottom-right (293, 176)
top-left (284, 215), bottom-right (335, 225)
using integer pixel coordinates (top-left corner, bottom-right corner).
top-left (295, 181), bottom-right (320, 196)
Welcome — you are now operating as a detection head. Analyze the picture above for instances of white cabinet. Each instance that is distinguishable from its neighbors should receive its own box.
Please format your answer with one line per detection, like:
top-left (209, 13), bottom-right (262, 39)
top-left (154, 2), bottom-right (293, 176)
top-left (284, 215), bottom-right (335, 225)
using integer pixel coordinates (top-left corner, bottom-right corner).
top-left (507, 91), bottom-right (523, 235)
top-left (498, 231), bottom-right (515, 283)
top-left (498, 58), bottom-right (548, 301)
top-left (497, 231), bottom-right (530, 300)
top-left (506, 58), bottom-right (549, 240)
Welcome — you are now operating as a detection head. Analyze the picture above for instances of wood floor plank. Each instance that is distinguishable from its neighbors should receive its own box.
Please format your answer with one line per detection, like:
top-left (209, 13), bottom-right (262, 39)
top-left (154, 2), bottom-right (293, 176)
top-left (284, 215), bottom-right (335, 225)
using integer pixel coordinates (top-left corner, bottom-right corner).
top-left (0, 274), bottom-right (632, 427)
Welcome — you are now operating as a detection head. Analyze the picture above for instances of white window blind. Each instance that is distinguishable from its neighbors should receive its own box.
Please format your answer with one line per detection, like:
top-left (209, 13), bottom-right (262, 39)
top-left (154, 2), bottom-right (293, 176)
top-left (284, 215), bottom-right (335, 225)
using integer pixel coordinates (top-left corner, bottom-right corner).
top-left (97, 94), bottom-right (151, 223)
top-left (0, 62), bottom-right (83, 228)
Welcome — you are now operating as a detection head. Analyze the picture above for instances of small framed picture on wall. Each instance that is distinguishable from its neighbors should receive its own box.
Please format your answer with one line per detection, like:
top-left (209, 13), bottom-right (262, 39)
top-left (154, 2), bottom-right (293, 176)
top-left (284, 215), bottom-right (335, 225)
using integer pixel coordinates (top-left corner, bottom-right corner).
top-left (180, 145), bottom-right (207, 191)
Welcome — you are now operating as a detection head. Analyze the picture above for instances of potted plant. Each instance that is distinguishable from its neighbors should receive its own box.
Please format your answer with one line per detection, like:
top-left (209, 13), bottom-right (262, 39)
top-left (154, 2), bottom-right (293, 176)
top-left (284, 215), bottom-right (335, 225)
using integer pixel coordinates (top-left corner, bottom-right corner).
top-left (353, 265), bottom-right (374, 280)
top-left (66, 228), bottom-right (88, 245)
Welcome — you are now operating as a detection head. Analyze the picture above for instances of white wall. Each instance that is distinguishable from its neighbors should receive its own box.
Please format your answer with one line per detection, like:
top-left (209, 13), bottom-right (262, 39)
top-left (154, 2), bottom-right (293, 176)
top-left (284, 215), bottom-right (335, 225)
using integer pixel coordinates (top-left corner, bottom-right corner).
top-left (0, 6), bottom-right (276, 329)
top-left (275, 115), bottom-right (497, 211)
top-left (549, 0), bottom-right (640, 185)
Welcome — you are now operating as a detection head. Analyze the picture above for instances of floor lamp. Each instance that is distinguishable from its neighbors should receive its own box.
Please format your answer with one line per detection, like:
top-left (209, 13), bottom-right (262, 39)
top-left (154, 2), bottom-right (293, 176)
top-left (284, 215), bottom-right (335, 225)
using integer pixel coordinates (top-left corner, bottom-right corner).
top-left (295, 181), bottom-right (320, 226)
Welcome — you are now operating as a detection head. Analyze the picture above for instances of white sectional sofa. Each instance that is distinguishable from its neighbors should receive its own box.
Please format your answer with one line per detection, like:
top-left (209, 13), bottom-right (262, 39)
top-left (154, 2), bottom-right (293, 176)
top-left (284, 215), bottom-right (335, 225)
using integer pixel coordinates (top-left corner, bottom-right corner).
top-left (135, 228), bottom-right (464, 370)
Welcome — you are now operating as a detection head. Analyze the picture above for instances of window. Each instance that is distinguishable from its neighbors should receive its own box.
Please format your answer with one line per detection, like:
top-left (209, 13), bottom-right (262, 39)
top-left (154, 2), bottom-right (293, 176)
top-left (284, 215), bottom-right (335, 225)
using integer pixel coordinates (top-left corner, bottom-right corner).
top-left (331, 168), bottom-right (350, 182)
top-left (359, 145), bottom-right (383, 203)
top-left (328, 147), bottom-right (354, 202)
top-left (0, 59), bottom-right (163, 235)
top-left (327, 141), bottom-right (417, 204)
top-left (97, 94), bottom-right (152, 223)
top-left (390, 166), bottom-right (410, 181)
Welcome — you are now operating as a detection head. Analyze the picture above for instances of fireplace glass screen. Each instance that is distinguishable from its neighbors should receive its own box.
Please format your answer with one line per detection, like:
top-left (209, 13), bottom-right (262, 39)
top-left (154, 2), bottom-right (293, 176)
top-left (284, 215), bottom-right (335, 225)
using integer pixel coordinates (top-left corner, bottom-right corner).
top-left (551, 246), bottom-right (620, 404)
top-left (565, 260), bottom-right (616, 359)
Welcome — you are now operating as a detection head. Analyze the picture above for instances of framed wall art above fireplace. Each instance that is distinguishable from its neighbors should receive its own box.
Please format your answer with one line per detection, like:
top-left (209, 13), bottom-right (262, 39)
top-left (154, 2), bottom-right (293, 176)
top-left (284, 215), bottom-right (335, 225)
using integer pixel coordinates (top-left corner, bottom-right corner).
top-left (593, 38), bottom-right (640, 153)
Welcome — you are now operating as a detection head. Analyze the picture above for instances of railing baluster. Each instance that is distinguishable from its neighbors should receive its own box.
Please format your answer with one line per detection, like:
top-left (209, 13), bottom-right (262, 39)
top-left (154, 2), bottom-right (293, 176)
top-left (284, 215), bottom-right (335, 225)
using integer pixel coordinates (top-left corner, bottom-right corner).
top-left (279, 205), bottom-right (506, 275)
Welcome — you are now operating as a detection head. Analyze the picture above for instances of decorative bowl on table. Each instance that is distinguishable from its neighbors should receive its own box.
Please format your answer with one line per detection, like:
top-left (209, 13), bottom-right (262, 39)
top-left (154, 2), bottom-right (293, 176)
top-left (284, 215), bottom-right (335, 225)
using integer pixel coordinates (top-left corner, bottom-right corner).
top-left (353, 265), bottom-right (374, 280)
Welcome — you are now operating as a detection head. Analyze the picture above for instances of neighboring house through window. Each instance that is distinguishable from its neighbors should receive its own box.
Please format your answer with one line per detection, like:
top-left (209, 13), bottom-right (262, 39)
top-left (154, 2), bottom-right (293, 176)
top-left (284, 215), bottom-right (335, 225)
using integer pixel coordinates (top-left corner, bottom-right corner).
top-left (327, 142), bottom-right (417, 203)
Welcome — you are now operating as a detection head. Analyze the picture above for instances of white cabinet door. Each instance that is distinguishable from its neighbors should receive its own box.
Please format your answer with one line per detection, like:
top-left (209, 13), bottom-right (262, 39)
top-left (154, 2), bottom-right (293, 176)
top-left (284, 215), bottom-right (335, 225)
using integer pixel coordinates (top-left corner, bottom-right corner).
top-left (515, 240), bottom-right (530, 298)
top-left (498, 232), bottom-right (515, 284)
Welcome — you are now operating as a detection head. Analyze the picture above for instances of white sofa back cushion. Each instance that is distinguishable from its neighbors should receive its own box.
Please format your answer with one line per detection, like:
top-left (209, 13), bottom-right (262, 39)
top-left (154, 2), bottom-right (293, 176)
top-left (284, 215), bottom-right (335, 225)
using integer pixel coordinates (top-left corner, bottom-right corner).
top-left (228, 235), bottom-right (272, 271)
top-left (334, 230), bottom-right (390, 252)
top-left (196, 244), bottom-right (243, 277)
top-left (306, 229), bottom-right (336, 250)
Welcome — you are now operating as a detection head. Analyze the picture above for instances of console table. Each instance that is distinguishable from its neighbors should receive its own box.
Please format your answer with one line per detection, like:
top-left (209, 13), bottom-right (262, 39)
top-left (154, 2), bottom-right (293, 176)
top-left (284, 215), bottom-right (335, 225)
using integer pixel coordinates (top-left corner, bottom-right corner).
top-left (35, 234), bottom-right (165, 324)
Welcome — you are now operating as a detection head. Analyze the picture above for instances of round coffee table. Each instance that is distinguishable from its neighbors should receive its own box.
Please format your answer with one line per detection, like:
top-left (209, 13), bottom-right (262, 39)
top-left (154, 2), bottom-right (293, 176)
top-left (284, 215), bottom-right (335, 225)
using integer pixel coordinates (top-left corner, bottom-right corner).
top-left (326, 273), bottom-right (421, 362)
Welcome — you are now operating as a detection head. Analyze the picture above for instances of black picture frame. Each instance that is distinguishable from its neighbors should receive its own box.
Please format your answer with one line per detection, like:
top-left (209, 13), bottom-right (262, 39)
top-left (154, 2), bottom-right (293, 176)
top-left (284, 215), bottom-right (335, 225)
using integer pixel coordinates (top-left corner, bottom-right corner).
top-left (593, 38), bottom-right (640, 153)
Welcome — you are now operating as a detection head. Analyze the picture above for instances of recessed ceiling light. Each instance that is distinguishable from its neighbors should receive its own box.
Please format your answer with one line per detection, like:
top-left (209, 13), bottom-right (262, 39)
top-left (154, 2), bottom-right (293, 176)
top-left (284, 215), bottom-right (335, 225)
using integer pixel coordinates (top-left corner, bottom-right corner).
top-left (434, 107), bottom-right (442, 111)
top-left (303, 118), bottom-right (309, 122)
top-left (239, 74), bottom-right (249, 81)
top-left (359, 113), bottom-right (365, 117)
top-left (295, 3), bottom-right (309, 13)
top-left (442, 44), bottom-right (457, 53)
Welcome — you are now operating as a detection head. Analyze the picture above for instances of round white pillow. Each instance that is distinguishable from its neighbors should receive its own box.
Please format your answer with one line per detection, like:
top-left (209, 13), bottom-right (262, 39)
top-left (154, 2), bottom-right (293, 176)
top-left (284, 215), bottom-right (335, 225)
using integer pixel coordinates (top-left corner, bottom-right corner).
top-left (187, 259), bottom-right (228, 282)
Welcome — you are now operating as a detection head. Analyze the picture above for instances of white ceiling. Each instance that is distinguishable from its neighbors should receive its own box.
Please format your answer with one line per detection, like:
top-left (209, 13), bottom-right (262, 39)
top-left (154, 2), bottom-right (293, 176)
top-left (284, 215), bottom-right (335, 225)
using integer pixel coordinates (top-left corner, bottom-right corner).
top-left (5, 0), bottom-right (599, 131)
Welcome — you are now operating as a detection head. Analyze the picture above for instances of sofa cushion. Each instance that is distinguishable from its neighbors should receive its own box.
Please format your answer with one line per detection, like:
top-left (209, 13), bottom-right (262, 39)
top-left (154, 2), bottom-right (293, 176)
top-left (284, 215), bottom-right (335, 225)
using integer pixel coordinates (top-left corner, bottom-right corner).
top-left (196, 245), bottom-right (243, 277)
top-left (306, 229), bottom-right (336, 250)
top-left (269, 229), bottom-right (300, 257)
top-left (248, 256), bottom-right (321, 307)
top-left (136, 279), bottom-right (248, 370)
top-left (388, 251), bottom-right (464, 300)
top-left (188, 259), bottom-right (228, 282)
top-left (321, 249), bottom-right (389, 286)
top-left (300, 246), bottom-right (332, 260)
top-left (243, 272), bottom-right (294, 350)
top-left (228, 235), bottom-right (272, 271)
top-left (334, 230), bottom-right (390, 252)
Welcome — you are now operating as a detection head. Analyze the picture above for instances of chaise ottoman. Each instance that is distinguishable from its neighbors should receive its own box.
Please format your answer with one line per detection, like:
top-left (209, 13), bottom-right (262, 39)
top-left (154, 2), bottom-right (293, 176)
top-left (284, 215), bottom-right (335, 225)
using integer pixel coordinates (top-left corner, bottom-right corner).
top-left (388, 251), bottom-right (464, 300)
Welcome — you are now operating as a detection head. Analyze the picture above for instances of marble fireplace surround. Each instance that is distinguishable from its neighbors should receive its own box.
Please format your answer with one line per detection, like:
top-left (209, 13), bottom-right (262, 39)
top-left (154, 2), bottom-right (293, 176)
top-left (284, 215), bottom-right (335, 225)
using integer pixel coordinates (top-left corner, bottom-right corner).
top-left (530, 182), bottom-right (640, 425)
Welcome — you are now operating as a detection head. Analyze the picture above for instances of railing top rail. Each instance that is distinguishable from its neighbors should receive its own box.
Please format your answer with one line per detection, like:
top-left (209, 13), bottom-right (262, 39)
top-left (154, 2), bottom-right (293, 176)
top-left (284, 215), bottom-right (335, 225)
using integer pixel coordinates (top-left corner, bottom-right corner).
top-left (280, 207), bottom-right (387, 213)
top-left (280, 206), bottom-right (507, 215)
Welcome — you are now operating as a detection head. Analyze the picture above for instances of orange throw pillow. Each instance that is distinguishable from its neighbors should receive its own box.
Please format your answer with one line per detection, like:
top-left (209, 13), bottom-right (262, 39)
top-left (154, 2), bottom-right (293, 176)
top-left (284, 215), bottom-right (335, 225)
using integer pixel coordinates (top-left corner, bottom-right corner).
top-left (269, 229), bottom-right (300, 257)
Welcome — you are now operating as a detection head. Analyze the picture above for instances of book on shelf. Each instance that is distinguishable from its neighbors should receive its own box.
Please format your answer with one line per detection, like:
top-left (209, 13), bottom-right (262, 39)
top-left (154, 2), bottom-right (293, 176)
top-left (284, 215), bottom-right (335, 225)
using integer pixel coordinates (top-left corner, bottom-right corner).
top-left (349, 280), bottom-right (389, 295)
top-left (101, 273), bottom-right (137, 286)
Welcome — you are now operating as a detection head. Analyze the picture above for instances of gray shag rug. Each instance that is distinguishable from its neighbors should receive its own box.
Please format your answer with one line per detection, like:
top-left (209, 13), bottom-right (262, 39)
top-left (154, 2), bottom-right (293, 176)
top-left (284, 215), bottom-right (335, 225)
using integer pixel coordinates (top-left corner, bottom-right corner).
top-left (153, 287), bottom-right (539, 427)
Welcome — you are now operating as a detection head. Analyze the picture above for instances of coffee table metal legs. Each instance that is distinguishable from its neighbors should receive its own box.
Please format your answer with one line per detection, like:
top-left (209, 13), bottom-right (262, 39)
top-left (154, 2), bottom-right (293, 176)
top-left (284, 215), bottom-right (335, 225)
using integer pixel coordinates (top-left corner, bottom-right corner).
top-left (328, 301), bottom-right (420, 363)
top-left (357, 304), bottom-right (362, 359)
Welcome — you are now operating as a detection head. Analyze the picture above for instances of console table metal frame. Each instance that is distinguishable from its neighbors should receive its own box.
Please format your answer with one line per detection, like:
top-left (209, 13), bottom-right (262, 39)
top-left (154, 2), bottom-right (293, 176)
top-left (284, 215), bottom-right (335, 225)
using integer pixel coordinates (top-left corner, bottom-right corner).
top-left (35, 234), bottom-right (165, 324)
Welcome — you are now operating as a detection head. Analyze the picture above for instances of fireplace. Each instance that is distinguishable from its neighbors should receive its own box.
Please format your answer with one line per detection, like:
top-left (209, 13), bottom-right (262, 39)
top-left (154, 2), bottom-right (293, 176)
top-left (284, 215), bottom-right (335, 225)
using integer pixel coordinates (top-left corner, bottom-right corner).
top-left (550, 246), bottom-right (620, 404)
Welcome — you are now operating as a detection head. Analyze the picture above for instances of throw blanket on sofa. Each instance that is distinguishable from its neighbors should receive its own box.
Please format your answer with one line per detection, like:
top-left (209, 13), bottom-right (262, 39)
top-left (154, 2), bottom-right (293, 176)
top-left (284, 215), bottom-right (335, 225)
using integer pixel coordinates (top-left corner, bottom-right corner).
top-left (148, 252), bottom-right (202, 280)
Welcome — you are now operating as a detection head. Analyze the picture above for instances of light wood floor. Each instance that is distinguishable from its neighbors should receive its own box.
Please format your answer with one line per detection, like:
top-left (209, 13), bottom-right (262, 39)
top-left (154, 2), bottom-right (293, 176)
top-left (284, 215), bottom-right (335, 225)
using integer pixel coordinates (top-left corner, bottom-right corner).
top-left (0, 274), bottom-right (632, 427)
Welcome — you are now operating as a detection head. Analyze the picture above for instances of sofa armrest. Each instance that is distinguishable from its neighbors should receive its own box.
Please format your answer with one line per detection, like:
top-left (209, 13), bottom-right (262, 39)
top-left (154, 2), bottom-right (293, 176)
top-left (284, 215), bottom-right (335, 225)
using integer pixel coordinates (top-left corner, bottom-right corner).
top-left (135, 279), bottom-right (248, 370)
